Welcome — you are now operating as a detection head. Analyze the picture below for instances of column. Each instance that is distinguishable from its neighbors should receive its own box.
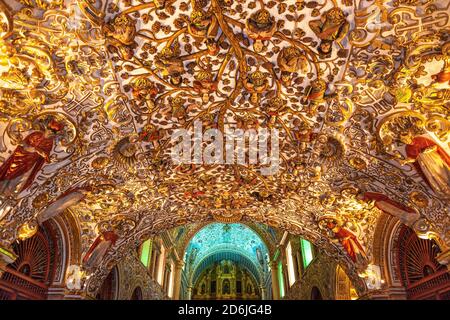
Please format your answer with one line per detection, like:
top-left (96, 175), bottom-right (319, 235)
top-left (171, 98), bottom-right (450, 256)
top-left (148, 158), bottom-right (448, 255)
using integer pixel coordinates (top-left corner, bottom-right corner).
top-left (295, 251), bottom-right (303, 276)
top-left (241, 273), bottom-right (246, 299)
top-left (156, 251), bottom-right (165, 286)
top-left (173, 261), bottom-right (184, 300)
top-left (260, 285), bottom-right (267, 300)
top-left (206, 273), bottom-right (211, 299)
top-left (163, 264), bottom-right (171, 293)
top-left (150, 248), bottom-right (158, 278)
top-left (270, 261), bottom-right (280, 300)
top-left (187, 286), bottom-right (193, 300)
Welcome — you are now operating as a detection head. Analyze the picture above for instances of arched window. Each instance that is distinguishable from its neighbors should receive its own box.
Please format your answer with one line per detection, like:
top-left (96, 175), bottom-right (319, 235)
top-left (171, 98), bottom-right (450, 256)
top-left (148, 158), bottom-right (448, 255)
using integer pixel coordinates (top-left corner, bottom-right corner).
top-left (286, 241), bottom-right (296, 286)
top-left (397, 226), bottom-right (450, 300)
top-left (277, 261), bottom-right (285, 298)
top-left (311, 286), bottom-right (323, 300)
top-left (140, 239), bottom-right (152, 267)
top-left (300, 239), bottom-right (314, 269)
top-left (131, 286), bottom-right (143, 300)
top-left (167, 261), bottom-right (175, 298)
top-left (210, 280), bottom-right (216, 294)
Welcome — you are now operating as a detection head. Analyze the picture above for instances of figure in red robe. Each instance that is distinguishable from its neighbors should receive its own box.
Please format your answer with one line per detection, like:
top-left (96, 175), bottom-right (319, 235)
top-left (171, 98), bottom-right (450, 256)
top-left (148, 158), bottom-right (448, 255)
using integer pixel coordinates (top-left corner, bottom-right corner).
top-left (402, 136), bottom-right (450, 197)
top-left (0, 119), bottom-right (64, 196)
top-left (326, 219), bottom-right (367, 264)
top-left (82, 231), bottom-right (118, 269)
top-left (359, 192), bottom-right (420, 226)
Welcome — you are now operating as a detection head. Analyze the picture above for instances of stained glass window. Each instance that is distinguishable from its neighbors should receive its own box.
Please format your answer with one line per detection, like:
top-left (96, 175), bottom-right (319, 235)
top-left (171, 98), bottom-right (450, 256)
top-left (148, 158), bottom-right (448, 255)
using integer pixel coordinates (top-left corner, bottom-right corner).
top-left (301, 239), bottom-right (313, 269)
top-left (140, 239), bottom-right (152, 267)
top-left (278, 261), bottom-right (285, 298)
top-left (286, 241), bottom-right (296, 286)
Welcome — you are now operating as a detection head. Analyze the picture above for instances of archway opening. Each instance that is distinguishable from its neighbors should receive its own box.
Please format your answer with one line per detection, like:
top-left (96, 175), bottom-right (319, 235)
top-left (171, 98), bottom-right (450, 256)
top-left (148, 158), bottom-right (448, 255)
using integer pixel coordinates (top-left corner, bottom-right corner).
top-left (311, 286), bottom-right (323, 300)
top-left (96, 266), bottom-right (119, 300)
top-left (131, 286), bottom-right (143, 300)
top-left (182, 223), bottom-right (271, 300)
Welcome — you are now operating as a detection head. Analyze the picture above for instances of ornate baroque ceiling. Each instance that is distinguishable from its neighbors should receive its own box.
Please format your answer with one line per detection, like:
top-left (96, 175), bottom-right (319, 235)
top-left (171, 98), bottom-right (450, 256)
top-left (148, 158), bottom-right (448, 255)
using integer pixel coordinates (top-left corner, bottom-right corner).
top-left (0, 0), bottom-right (449, 296)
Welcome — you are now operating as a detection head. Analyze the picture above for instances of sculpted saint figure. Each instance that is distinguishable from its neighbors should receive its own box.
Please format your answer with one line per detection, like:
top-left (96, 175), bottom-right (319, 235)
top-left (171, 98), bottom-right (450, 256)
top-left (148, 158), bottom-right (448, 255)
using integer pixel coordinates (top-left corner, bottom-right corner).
top-left (264, 97), bottom-right (286, 127)
top-left (292, 118), bottom-right (314, 153)
top-left (131, 77), bottom-right (159, 110)
top-left (309, 8), bottom-right (349, 58)
top-left (193, 70), bottom-right (218, 103)
top-left (302, 79), bottom-right (328, 115)
top-left (154, 43), bottom-right (185, 86)
top-left (188, 10), bottom-right (218, 44)
top-left (322, 218), bottom-right (367, 265)
top-left (246, 9), bottom-right (276, 53)
top-left (244, 71), bottom-right (269, 105)
top-left (104, 14), bottom-right (137, 60)
top-left (277, 46), bottom-right (308, 86)
top-left (0, 119), bottom-right (64, 196)
top-left (400, 136), bottom-right (450, 198)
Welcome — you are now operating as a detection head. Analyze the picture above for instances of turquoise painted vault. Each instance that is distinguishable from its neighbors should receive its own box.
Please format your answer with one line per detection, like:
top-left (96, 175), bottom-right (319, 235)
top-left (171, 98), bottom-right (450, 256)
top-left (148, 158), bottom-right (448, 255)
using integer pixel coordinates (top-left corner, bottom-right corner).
top-left (184, 223), bottom-right (269, 272)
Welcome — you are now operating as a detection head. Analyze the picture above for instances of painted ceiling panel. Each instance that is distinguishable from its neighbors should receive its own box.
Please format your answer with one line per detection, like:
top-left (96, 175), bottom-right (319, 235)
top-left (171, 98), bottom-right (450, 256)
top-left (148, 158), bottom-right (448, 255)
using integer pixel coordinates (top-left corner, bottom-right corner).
top-left (0, 0), bottom-right (448, 297)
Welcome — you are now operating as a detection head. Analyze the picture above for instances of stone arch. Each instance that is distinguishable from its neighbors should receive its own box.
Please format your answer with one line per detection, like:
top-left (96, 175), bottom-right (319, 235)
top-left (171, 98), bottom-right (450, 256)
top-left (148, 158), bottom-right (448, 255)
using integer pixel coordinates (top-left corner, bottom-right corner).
top-left (371, 212), bottom-right (405, 291)
top-left (84, 211), bottom-right (368, 299)
top-left (43, 209), bottom-right (83, 291)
